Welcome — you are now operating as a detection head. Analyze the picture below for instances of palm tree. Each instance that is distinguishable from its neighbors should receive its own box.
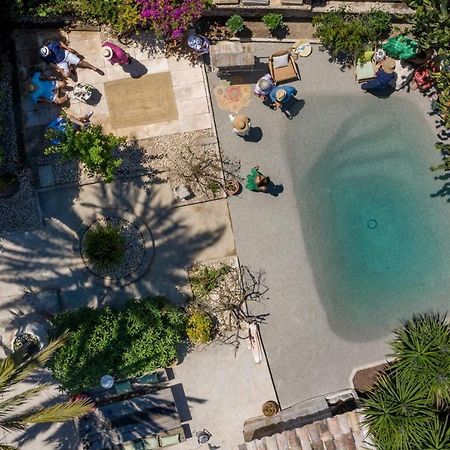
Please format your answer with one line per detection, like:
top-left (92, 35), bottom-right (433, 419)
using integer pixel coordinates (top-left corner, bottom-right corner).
top-left (389, 313), bottom-right (450, 407)
top-left (0, 334), bottom-right (93, 450)
top-left (362, 374), bottom-right (435, 450)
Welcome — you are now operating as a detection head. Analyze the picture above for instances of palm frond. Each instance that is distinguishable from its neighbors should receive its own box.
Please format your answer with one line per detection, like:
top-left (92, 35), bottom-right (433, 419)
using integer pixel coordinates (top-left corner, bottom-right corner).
top-left (0, 443), bottom-right (19, 450)
top-left (419, 416), bottom-right (450, 449)
top-left (11, 398), bottom-right (93, 425)
top-left (0, 332), bottom-right (69, 394)
top-left (0, 385), bottom-right (47, 419)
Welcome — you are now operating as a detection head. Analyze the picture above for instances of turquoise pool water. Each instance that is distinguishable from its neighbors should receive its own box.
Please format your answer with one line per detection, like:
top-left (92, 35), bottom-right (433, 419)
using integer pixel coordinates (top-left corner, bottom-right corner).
top-left (288, 96), bottom-right (450, 340)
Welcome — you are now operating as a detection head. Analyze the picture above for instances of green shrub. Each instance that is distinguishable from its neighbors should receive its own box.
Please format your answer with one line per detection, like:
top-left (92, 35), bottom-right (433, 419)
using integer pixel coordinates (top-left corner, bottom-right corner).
top-left (83, 223), bottom-right (125, 269)
top-left (226, 14), bottom-right (244, 34)
top-left (186, 311), bottom-right (214, 344)
top-left (313, 8), bottom-right (392, 63)
top-left (45, 120), bottom-right (124, 183)
top-left (190, 264), bottom-right (231, 299)
top-left (49, 297), bottom-right (187, 393)
top-left (262, 13), bottom-right (284, 31)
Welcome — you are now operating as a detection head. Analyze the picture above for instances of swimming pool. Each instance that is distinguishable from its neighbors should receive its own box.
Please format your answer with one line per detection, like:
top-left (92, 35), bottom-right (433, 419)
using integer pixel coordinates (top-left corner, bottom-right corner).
top-left (287, 95), bottom-right (449, 341)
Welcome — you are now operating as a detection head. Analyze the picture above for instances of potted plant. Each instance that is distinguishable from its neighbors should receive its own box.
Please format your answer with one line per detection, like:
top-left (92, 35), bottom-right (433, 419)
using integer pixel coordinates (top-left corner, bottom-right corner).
top-left (262, 13), bottom-right (286, 38)
top-left (226, 14), bottom-right (245, 35)
top-left (224, 178), bottom-right (241, 196)
top-left (0, 169), bottom-right (19, 198)
top-left (262, 400), bottom-right (279, 416)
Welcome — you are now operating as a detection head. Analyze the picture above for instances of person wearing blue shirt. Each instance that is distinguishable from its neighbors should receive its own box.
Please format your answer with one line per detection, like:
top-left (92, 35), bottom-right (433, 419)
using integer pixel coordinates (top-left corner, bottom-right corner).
top-left (46, 111), bottom-right (93, 144)
top-left (27, 72), bottom-right (68, 105)
top-left (361, 57), bottom-right (396, 92)
top-left (269, 85), bottom-right (298, 119)
top-left (40, 40), bottom-right (105, 79)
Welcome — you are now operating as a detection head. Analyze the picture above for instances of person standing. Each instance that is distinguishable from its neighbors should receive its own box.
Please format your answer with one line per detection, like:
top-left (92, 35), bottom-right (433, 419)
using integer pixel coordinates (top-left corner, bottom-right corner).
top-left (229, 114), bottom-right (251, 137)
top-left (269, 86), bottom-right (298, 119)
top-left (40, 40), bottom-right (105, 79)
top-left (101, 42), bottom-right (131, 65)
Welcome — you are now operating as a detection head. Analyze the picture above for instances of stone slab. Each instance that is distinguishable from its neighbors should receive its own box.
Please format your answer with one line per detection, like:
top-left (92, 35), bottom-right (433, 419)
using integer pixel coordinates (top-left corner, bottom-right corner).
top-left (38, 165), bottom-right (55, 188)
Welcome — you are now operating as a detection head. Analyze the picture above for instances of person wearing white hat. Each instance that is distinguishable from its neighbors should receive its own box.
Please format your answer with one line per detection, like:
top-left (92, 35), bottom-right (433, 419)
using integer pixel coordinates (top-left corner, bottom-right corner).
top-left (229, 113), bottom-right (251, 137)
top-left (40, 40), bottom-right (105, 79)
top-left (101, 42), bottom-right (131, 65)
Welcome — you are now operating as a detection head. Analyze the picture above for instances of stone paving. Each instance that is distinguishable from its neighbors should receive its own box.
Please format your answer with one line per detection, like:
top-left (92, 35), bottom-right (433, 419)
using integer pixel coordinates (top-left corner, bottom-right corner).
top-left (0, 28), bottom-right (278, 450)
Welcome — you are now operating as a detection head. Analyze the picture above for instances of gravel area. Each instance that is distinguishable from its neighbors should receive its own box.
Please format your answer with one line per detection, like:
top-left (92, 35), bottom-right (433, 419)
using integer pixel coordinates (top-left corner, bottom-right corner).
top-left (0, 56), bottom-right (41, 231)
top-left (39, 129), bottom-right (225, 204)
top-left (80, 216), bottom-right (144, 280)
top-left (188, 258), bottom-right (242, 334)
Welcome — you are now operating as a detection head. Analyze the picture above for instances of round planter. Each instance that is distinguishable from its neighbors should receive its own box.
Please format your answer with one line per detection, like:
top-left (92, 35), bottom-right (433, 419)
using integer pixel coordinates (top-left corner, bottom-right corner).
top-left (262, 400), bottom-right (279, 417)
top-left (224, 179), bottom-right (241, 196)
top-left (0, 172), bottom-right (20, 199)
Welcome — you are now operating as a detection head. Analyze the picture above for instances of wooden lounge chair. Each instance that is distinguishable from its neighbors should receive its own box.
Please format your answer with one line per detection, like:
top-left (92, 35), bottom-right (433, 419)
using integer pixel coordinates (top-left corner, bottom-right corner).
top-left (355, 50), bottom-right (376, 83)
top-left (268, 49), bottom-right (300, 85)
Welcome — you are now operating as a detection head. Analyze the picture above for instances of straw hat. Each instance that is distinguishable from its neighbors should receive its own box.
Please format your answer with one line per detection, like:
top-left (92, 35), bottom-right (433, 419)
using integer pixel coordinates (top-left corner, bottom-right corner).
top-left (275, 89), bottom-right (286, 101)
top-left (40, 46), bottom-right (50, 57)
top-left (293, 39), bottom-right (312, 57)
top-left (232, 115), bottom-right (249, 131)
top-left (102, 46), bottom-right (113, 59)
top-left (381, 57), bottom-right (396, 74)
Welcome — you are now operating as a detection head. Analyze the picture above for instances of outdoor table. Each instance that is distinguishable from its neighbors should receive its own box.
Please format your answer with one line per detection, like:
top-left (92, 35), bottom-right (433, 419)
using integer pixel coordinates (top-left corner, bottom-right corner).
top-left (210, 41), bottom-right (255, 70)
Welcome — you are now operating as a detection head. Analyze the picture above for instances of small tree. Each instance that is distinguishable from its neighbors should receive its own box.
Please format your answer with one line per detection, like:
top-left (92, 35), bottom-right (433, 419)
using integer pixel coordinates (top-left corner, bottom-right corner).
top-left (262, 13), bottom-right (284, 32)
top-left (45, 122), bottom-right (124, 183)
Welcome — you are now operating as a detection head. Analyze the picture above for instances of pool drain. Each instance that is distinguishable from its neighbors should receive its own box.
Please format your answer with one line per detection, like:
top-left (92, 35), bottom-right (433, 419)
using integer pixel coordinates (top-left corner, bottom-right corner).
top-left (367, 219), bottom-right (377, 229)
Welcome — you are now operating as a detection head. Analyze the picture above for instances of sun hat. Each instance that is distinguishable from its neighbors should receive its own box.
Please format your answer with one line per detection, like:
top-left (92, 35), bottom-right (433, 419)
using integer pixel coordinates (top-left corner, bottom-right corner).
top-left (102, 46), bottom-right (113, 59)
top-left (293, 39), bottom-right (312, 57)
top-left (275, 89), bottom-right (287, 101)
top-left (257, 78), bottom-right (271, 91)
top-left (40, 46), bottom-right (50, 57)
top-left (381, 57), bottom-right (396, 74)
top-left (232, 116), bottom-right (248, 131)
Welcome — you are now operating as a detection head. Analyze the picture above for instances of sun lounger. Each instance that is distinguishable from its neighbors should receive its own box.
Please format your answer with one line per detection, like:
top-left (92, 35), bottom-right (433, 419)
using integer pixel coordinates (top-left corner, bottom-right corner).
top-left (355, 51), bottom-right (376, 83)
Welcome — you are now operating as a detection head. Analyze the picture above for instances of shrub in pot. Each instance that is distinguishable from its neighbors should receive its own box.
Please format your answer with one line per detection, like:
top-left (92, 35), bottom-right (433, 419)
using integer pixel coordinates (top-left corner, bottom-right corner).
top-left (226, 14), bottom-right (244, 35)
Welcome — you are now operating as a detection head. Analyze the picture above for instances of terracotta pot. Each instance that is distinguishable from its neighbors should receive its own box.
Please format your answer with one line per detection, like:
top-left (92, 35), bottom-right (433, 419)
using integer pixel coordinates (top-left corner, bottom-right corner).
top-left (224, 179), bottom-right (241, 196)
top-left (262, 400), bottom-right (279, 417)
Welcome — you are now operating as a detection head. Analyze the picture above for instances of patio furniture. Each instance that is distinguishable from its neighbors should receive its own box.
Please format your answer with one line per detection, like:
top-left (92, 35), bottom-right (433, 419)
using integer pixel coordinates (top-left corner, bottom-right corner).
top-left (355, 51), bottom-right (376, 82)
top-left (268, 50), bottom-right (300, 85)
top-left (210, 41), bottom-right (255, 71)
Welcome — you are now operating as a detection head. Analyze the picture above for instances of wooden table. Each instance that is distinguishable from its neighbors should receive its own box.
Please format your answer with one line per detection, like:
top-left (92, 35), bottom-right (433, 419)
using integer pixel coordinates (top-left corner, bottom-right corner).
top-left (210, 41), bottom-right (255, 70)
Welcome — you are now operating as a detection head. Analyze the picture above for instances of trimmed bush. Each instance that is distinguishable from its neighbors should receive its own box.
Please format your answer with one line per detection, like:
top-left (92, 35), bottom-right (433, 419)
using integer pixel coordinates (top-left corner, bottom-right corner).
top-left (83, 222), bottom-right (125, 269)
top-left (186, 311), bottom-right (214, 344)
top-left (226, 14), bottom-right (244, 34)
top-left (49, 297), bottom-right (187, 393)
top-left (262, 13), bottom-right (284, 32)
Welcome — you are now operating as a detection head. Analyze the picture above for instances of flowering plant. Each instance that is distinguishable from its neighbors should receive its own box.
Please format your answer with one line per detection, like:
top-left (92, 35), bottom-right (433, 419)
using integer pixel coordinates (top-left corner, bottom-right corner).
top-left (136, 0), bottom-right (206, 41)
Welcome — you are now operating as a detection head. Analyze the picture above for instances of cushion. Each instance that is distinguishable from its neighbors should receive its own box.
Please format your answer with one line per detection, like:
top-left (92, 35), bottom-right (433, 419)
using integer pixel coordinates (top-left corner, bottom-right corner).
top-left (355, 61), bottom-right (376, 82)
top-left (358, 50), bottom-right (374, 64)
top-left (115, 381), bottom-right (133, 396)
top-left (159, 434), bottom-right (180, 447)
top-left (137, 373), bottom-right (159, 384)
top-left (123, 443), bottom-right (135, 450)
top-left (272, 54), bottom-right (289, 69)
top-left (390, 59), bottom-right (414, 90)
top-left (142, 436), bottom-right (159, 449)
top-left (123, 442), bottom-right (143, 450)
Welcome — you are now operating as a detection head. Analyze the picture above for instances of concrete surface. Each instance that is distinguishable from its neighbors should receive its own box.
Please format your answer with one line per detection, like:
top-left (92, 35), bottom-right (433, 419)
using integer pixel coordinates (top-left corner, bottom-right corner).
top-left (207, 43), bottom-right (443, 408)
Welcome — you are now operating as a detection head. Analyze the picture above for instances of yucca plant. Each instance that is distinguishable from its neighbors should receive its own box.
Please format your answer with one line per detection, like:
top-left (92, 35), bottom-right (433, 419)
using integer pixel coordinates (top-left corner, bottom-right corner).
top-left (389, 313), bottom-right (450, 407)
top-left (0, 334), bottom-right (93, 449)
top-left (418, 417), bottom-right (450, 449)
top-left (362, 374), bottom-right (436, 449)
